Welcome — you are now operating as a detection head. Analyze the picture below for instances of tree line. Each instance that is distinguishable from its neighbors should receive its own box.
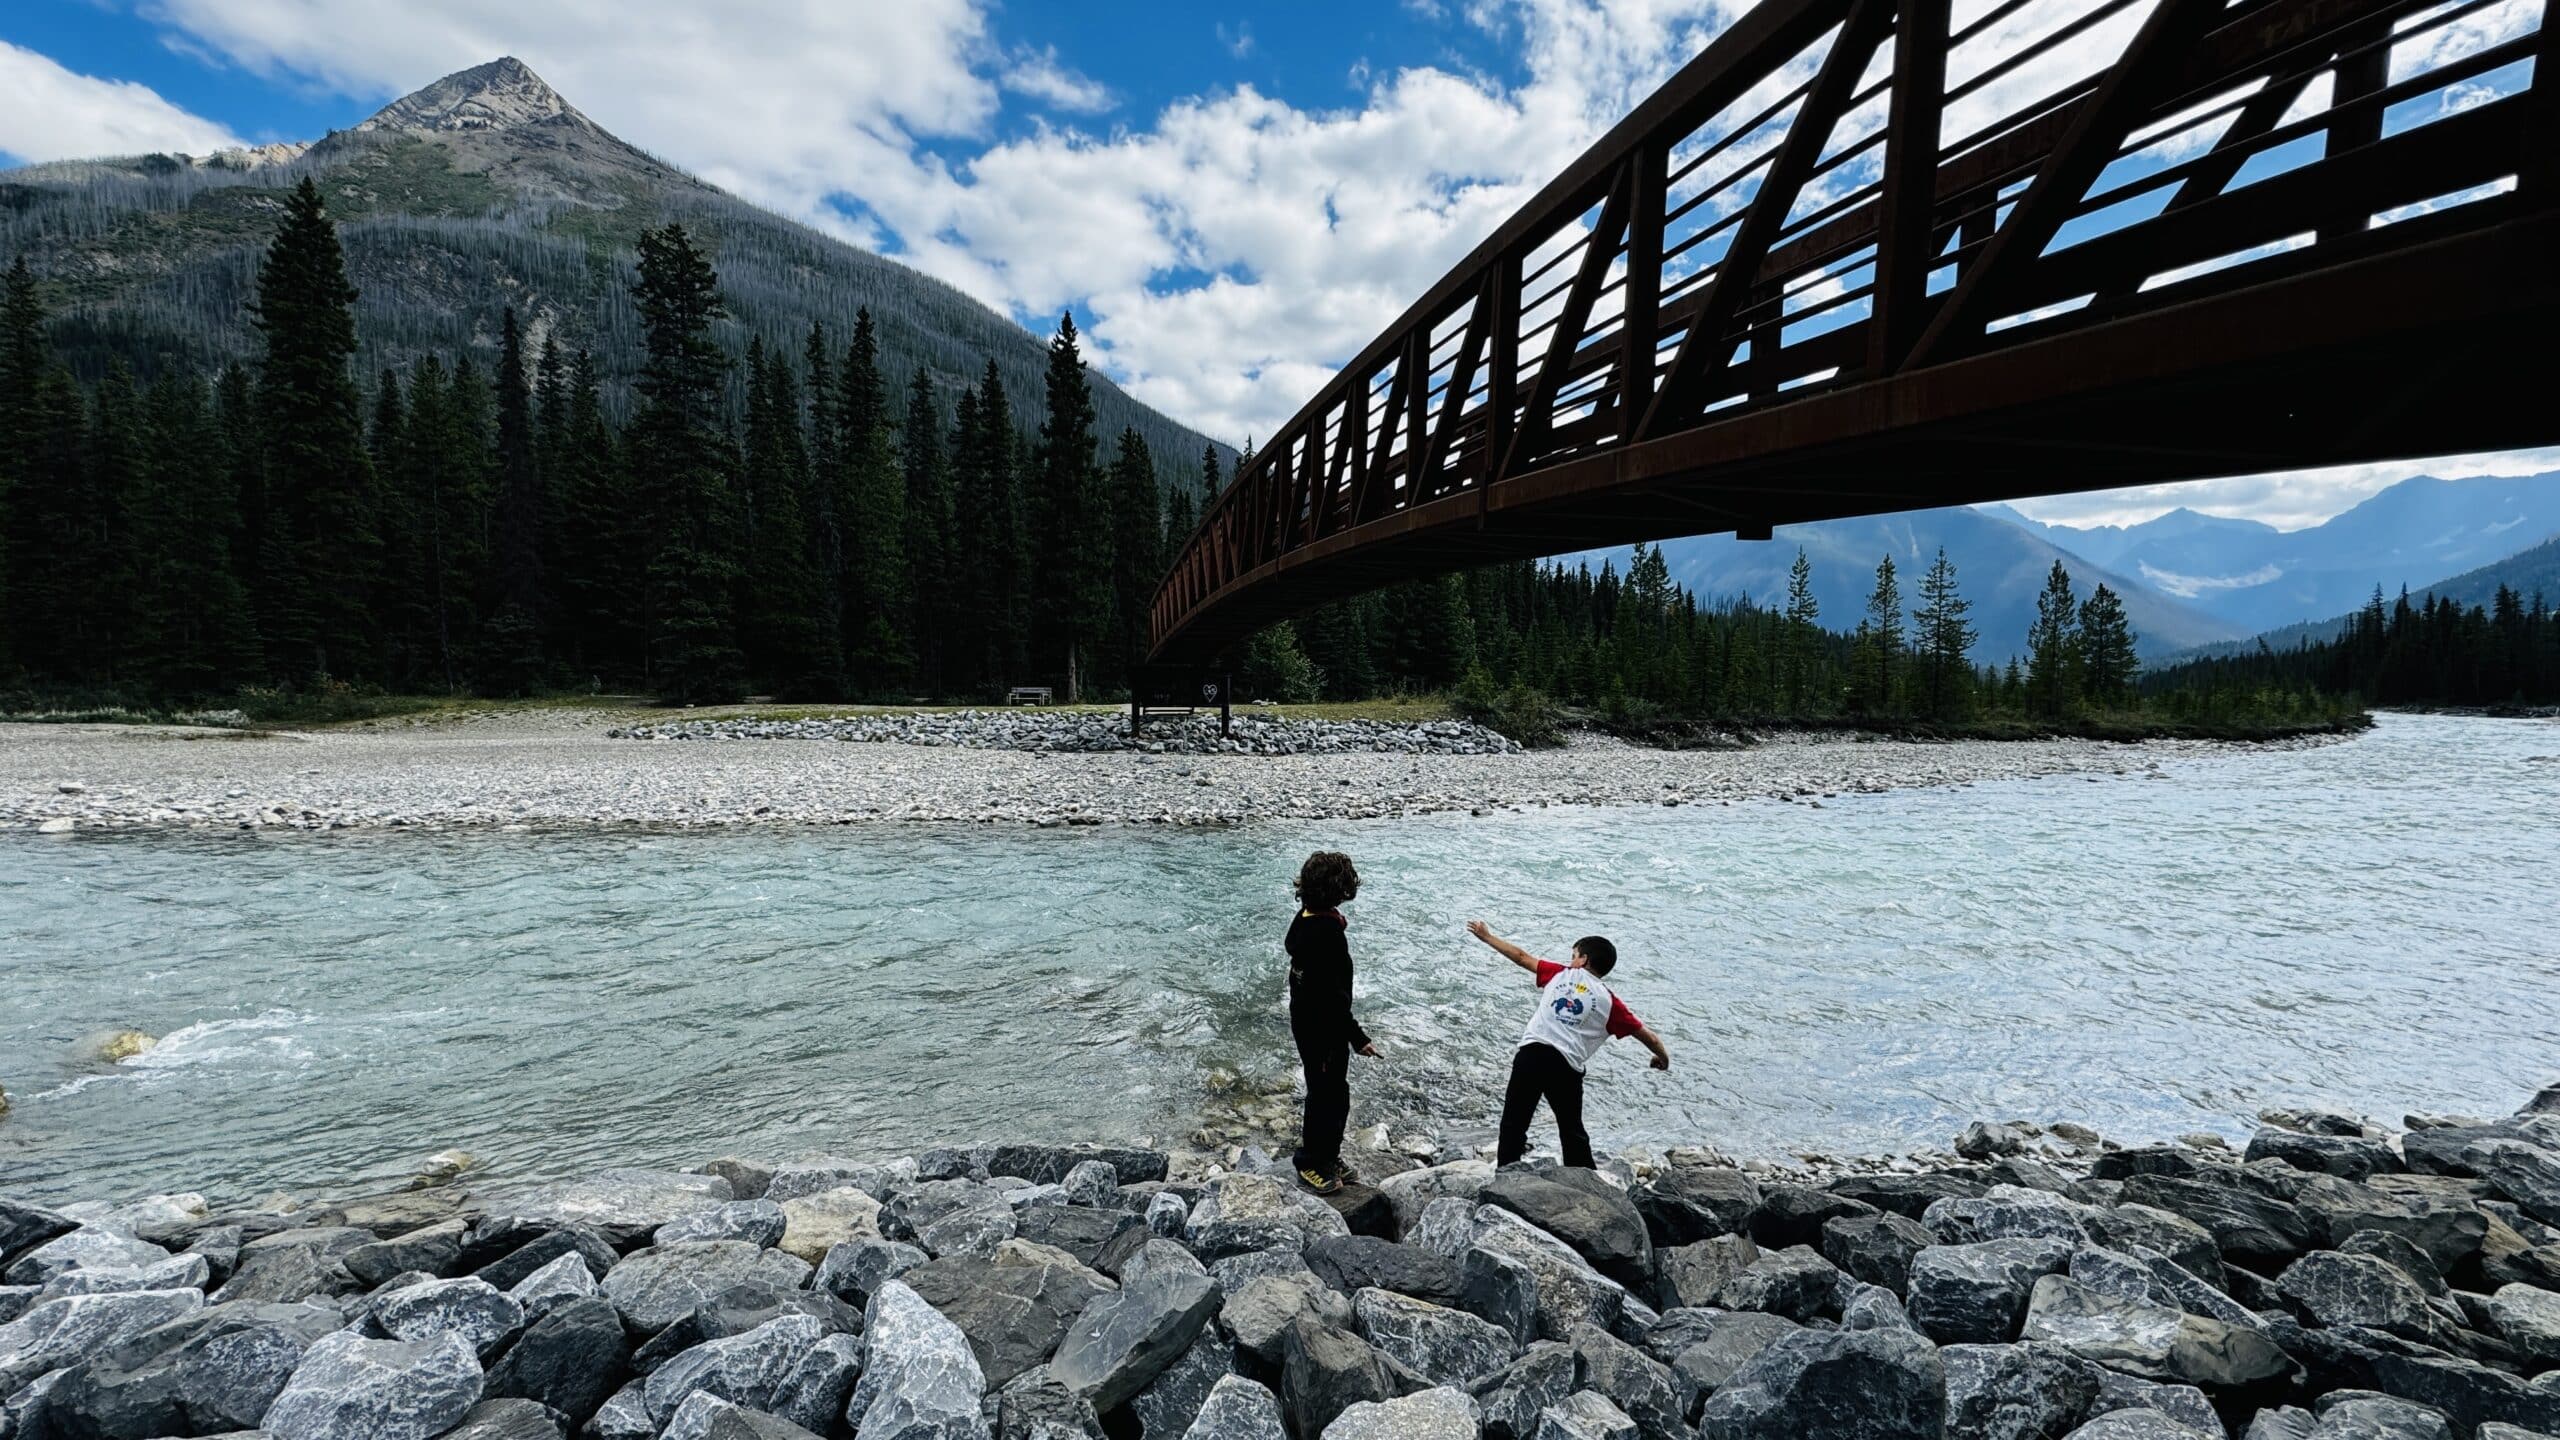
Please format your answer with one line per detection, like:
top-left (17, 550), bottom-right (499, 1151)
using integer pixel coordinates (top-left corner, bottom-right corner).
top-left (1243, 545), bottom-right (2187, 731)
top-left (0, 180), bottom-right (1201, 706)
top-left (2143, 583), bottom-right (2560, 710)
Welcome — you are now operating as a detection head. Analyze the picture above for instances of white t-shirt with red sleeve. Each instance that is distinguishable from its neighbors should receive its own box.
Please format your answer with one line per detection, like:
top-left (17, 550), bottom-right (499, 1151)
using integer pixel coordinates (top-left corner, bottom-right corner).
top-left (1519, 960), bottom-right (1645, 1072)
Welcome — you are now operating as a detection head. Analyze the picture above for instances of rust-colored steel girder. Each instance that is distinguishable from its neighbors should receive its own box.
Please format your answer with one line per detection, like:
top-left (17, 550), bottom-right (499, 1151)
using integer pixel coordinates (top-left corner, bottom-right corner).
top-left (1149, 0), bottom-right (2560, 663)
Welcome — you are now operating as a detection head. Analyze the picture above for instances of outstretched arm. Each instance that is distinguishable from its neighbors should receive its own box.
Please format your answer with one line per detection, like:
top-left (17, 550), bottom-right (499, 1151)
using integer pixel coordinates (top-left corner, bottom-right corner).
top-left (1466, 920), bottom-right (1546, 975)
top-left (1633, 1023), bottom-right (1671, 1071)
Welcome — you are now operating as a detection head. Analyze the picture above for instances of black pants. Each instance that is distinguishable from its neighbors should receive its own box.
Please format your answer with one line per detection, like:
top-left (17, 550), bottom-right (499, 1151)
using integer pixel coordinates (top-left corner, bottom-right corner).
top-left (1499, 1042), bottom-right (1593, 1168)
top-left (1295, 1032), bottom-right (1350, 1174)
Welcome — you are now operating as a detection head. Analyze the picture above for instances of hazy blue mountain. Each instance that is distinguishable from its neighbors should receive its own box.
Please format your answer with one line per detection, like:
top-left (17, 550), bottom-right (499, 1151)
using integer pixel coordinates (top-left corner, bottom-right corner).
top-left (2188, 532), bottom-right (2560, 655)
top-left (0, 57), bottom-right (1228, 470)
top-left (1990, 473), bottom-right (2560, 635)
top-left (1639, 505), bottom-right (2247, 661)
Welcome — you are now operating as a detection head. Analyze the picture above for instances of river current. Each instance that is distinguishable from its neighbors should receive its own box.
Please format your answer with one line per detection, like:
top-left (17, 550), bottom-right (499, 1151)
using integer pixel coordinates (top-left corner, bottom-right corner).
top-left (4, 712), bottom-right (2553, 1206)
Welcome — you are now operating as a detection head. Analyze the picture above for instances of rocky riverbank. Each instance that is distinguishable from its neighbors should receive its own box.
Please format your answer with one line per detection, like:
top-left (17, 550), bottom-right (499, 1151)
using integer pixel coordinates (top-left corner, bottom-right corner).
top-left (0, 707), bottom-right (2344, 832)
top-left (5, 1086), bottom-right (2557, 1440)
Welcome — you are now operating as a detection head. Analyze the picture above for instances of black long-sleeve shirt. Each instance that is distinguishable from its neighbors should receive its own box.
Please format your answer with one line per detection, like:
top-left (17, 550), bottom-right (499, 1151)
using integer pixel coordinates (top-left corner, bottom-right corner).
top-left (1286, 907), bottom-right (1370, 1049)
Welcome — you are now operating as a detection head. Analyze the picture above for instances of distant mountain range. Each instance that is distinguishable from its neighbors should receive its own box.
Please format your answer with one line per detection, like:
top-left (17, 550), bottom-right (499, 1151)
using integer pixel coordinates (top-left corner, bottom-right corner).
top-left (1988, 473), bottom-right (2560, 635)
top-left (2191, 531), bottom-right (2560, 655)
top-left (1632, 471), bottom-right (2560, 662)
top-left (0, 57), bottom-right (1226, 470)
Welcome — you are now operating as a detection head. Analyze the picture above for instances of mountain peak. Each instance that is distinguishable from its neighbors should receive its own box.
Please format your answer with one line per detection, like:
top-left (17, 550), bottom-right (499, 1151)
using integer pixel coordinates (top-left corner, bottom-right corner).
top-left (357, 57), bottom-right (588, 139)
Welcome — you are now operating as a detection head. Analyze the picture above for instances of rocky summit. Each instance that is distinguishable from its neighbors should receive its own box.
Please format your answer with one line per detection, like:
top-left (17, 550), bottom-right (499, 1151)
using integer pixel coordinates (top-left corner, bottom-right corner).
top-left (2, 1091), bottom-right (2558, 1440)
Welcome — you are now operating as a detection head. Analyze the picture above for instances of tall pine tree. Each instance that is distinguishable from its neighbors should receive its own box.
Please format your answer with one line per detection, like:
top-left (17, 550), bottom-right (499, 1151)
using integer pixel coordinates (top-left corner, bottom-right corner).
top-left (1029, 313), bottom-right (1109, 699)
top-left (486, 307), bottom-right (545, 693)
top-left (629, 224), bottom-right (745, 703)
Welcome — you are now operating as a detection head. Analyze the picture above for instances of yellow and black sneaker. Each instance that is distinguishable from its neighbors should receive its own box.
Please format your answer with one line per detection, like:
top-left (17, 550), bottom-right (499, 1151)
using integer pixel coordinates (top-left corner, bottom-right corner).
top-left (1297, 1165), bottom-right (1344, 1196)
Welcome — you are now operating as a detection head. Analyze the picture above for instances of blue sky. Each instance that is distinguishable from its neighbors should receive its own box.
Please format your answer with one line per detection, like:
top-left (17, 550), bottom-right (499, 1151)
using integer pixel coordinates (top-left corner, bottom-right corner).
top-left (2, 0), bottom-right (2552, 529)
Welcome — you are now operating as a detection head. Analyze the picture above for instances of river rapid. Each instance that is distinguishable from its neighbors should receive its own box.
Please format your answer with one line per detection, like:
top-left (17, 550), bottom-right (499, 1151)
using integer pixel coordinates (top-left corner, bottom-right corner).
top-left (2, 712), bottom-right (2552, 1206)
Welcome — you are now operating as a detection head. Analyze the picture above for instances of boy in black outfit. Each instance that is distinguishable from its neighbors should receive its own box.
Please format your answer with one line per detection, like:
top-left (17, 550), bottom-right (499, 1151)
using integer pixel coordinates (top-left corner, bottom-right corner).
top-left (1287, 850), bottom-right (1378, 1195)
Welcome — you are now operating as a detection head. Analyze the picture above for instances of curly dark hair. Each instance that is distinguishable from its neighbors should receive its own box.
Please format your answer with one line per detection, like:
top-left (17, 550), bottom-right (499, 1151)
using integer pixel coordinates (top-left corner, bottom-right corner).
top-left (1295, 851), bottom-right (1360, 911)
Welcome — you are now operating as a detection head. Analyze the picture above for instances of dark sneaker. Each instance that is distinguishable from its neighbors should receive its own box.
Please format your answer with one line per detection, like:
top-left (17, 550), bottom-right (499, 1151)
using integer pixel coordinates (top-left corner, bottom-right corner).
top-left (1297, 1166), bottom-right (1344, 1196)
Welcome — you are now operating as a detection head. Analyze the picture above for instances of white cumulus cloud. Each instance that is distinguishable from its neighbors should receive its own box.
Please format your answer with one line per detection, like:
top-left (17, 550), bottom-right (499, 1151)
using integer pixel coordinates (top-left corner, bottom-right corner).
top-left (0, 39), bottom-right (246, 164)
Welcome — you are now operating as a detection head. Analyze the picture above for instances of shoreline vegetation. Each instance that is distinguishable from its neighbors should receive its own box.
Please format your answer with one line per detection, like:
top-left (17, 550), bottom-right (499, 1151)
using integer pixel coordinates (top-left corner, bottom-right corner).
top-left (1, 1087), bottom-right (2554, 1440)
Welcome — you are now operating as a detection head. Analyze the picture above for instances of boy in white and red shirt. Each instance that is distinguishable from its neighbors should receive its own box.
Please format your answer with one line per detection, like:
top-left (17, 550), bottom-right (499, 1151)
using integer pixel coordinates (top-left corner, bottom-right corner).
top-left (1467, 919), bottom-right (1671, 1168)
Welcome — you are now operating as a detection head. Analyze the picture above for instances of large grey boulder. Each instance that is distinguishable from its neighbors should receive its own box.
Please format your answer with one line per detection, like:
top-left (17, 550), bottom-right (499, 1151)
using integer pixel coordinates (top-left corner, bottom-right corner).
top-left (1351, 1288), bottom-right (1518, 1385)
top-left (1216, 1273), bottom-right (1351, 1368)
top-left (1482, 1170), bottom-right (1652, 1290)
top-left (2469, 1142), bottom-right (2560, 1230)
top-left (1014, 1207), bottom-right (1148, 1277)
top-left (1471, 1207), bottom-right (1630, 1342)
top-left (782, 1188), bottom-right (888, 1265)
top-left (844, 1281), bottom-right (989, 1440)
top-left (1827, 1173), bottom-right (1990, 1220)
top-left (766, 1159), bottom-right (906, 1204)
top-left (1746, 1186), bottom-right (1879, 1252)
top-left (213, 1229), bottom-right (373, 1306)
top-left (2489, 1283), bottom-right (2560, 1369)
top-left (1924, 1187), bottom-right (2102, 1247)
top-left (482, 1294), bottom-right (628, 1426)
top-left (1180, 1374), bottom-right (1286, 1440)
top-left (1636, 1169), bottom-right (1765, 1246)
top-left (903, 1252), bottom-right (1113, 1388)
top-left (815, 1238), bottom-right (928, 1308)
top-left (2247, 1129), bottom-right (2403, 1181)
top-left (441, 1395), bottom-right (570, 1440)
top-left (585, 1378), bottom-right (652, 1440)
top-left (259, 1330), bottom-right (483, 1440)
top-left (1321, 1385), bottom-right (1478, 1439)
top-left (2065, 1245), bottom-right (2265, 1335)
top-left (1380, 1164), bottom-right (1498, 1239)
top-left (1280, 1318), bottom-right (1392, 1439)
top-left (1940, 1342), bottom-right (2106, 1440)
top-left (2067, 1410), bottom-right (2221, 1440)
top-left (1128, 1326), bottom-right (1232, 1438)
top-left (1060, 1163), bottom-right (1120, 1210)
top-left (374, 1277), bottom-right (524, 1359)
top-left (2092, 1206), bottom-right (2225, 1282)
top-left (0, 1202), bottom-right (81, 1272)
top-left (978, 1145), bottom-right (1167, 1189)
top-left (1460, 1244), bottom-right (1542, 1345)
top-left (1184, 1176), bottom-right (1349, 1261)
top-left (2021, 1273), bottom-right (2292, 1387)
top-left (1694, 1324), bottom-right (1947, 1440)
top-left (1714, 1245), bottom-right (1847, 1324)
top-left (1572, 1323), bottom-right (1684, 1440)
top-left (0, 1289), bottom-right (205, 1395)
top-left (344, 1220), bottom-right (467, 1289)
top-left (920, 1196), bottom-right (1019, 1261)
top-left (656, 1201), bottom-right (789, 1250)
top-left (1651, 1236), bottom-right (1760, 1312)
top-left (643, 1313), bottom-right (856, 1433)
top-left (504, 1253), bottom-right (596, 1322)
top-left (1909, 1238), bottom-right (2078, 1345)
top-left (2089, 1370), bottom-right (2221, 1433)
top-left (1468, 1341), bottom-right (1573, 1440)
top-left (1047, 1264), bottom-right (1220, 1411)
top-left (2277, 1252), bottom-right (2463, 1348)
top-left (41, 1299), bottom-right (340, 1440)
top-left (1304, 1238), bottom-right (1459, 1306)
top-left (1534, 1388), bottom-right (1640, 1440)
top-left (993, 1367), bottom-right (1106, 1440)
top-left (598, 1241), bottom-right (811, 1335)
top-left (469, 1227), bottom-right (616, 1293)
top-left (1668, 1310), bottom-right (1803, 1407)
top-left (1819, 1213), bottom-right (1934, 1297)
top-left (1146, 1194), bottom-right (1190, 1242)
top-left (33, 1253), bottom-right (210, 1301)
top-left (5, 1229), bottom-right (171, 1289)
top-left (483, 1170), bottom-right (733, 1249)
top-left (2118, 1175), bottom-right (2315, 1268)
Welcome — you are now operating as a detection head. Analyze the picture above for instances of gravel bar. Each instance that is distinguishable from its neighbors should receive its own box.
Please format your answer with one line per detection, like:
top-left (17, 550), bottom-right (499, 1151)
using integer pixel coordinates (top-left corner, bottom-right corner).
top-left (0, 708), bottom-right (2350, 833)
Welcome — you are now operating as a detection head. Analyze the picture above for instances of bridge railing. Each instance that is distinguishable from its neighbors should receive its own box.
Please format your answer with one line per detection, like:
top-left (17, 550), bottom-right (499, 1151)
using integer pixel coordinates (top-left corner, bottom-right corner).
top-left (1153, 0), bottom-right (2553, 658)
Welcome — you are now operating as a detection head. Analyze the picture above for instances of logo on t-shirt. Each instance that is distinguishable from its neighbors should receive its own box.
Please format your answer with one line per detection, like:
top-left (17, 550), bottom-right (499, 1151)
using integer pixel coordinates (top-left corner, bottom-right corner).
top-left (1551, 981), bottom-right (1592, 1020)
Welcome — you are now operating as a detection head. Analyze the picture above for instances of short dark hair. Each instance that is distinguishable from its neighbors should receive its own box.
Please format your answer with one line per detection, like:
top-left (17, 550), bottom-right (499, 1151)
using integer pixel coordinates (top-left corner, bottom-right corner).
top-left (1296, 851), bottom-right (1360, 911)
top-left (1575, 935), bottom-right (1618, 977)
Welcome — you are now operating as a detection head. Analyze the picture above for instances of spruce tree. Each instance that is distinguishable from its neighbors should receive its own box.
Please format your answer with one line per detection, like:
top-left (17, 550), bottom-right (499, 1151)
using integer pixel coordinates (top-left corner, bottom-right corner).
top-left (1911, 547), bottom-right (1977, 720)
top-left (1855, 553), bottom-right (1903, 715)
top-left (2026, 559), bottom-right (2082, 719)
top-left (2077, 582), bottom-right (2139, 710)
top-left (551, 349), bottom-right (631, 685)
top-left (1106, 427), bottom-right (1163, 675)
top-left (629, 224), bottom-right (745, 703)
top-left (1029, 312), bottom-right (1109, 698)
top-left (0, 257), bottom-right (41, 674)
top-left (1783, 547), bottom-right (1821, 713)
top-left (837, 310), bottom-right (911, 692)
top-left (253, 178), bottom-right (380, 683)
top-left (741, 339), bottom-right (841, 698)
top-left (138, 372), bottom-right (255, 693)
top-left (949, 362), bottom-right (1025, 695)
top-left (486, 307), bottom-right (546, 693)
top-left (900, 370), bottom-right (954, 695)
